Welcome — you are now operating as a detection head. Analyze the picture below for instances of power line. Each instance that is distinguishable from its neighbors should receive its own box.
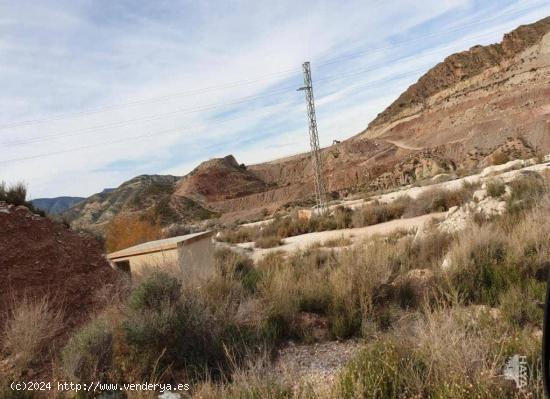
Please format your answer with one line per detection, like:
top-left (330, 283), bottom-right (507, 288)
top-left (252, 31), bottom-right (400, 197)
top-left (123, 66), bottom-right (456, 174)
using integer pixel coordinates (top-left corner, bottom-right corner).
top-left (3, 31), bottom-right (487, 149)
top-left (1, 4), bottom-right (543, 131)
top-left (0, 67), bottom-right (301, 131)
top-left (0, 68), bottom-right (427, 164)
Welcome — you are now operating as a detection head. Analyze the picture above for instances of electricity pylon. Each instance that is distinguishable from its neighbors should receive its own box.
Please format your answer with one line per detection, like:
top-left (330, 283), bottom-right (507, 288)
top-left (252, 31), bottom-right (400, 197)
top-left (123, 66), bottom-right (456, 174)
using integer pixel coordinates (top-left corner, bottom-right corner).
top-left (298, 61), bottom-right (328, 215)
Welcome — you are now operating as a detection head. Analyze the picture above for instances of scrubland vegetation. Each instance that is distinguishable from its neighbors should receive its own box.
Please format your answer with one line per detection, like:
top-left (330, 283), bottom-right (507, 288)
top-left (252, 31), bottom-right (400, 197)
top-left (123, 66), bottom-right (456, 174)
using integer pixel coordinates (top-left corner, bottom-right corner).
top-left (1, 172), bottom-right (549, 398)
top-left (0, 181), bottom-right (45, 216)
top-left (218, 183), bottom-right (477, 248)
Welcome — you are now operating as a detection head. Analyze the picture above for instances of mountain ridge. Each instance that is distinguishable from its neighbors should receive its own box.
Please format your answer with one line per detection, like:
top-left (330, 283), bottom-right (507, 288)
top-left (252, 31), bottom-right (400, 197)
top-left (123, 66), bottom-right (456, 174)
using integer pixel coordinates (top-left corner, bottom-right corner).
top-left (64, 16), bottom-right (550, 233)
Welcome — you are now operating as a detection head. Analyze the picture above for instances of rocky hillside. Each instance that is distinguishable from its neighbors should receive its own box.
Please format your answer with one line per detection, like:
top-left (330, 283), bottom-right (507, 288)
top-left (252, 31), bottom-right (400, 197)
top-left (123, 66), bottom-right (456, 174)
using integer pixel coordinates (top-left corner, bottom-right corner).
top-left (66, 17), bottom-right (550, 230)
top-left (64, 174), bottom-right (217, 234)
top-left (30, 196), bottom-right (84, 214)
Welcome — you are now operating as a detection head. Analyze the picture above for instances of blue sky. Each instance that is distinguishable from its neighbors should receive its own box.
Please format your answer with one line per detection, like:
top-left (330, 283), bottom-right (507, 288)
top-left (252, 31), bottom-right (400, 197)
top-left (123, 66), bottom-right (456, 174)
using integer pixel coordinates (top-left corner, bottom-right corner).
top-left (1, 0), bottom-right (550, 198)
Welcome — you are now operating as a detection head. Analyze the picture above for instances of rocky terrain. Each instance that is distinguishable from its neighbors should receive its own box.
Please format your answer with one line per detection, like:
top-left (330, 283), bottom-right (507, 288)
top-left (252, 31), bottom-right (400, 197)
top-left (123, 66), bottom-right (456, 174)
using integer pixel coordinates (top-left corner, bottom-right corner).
top-left (64, 174), bottom-right (217, 234)
top-left (64, 17), bottom-right (550, 233)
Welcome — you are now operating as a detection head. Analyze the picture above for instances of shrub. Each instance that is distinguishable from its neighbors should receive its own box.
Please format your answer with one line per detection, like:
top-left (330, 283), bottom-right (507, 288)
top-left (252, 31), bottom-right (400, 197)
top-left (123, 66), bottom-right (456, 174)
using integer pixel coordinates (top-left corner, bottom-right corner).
top-left (446, 226), bottom-right (515, 306)
top-left (333, 206), bottom-right (353, 229)
top-left (105, 213), bottom-right (163, 252)
top-left (337, 338), bottom-right (427, 398)
top-left (351, 197), bottom-right (410, 227)
top-left (499, 279), bottom-right (545, 328)
top-left (507, 173), bottom-right (545, 213)
top-left (122, 272), bottom-right (231, 378)
top-left (0, 181), bottom-right (46, 216)
top-left (407, 186), bottom-right (474, 216)
top-left (3, 297), bottom-right (63, 374)
top-left (486, 179), bottom-right (506, 198)
top-left (322, 236), bottom-right (353, 247)
top-left (0, 181), bottom-right (27, 206)
top-left (490, 151), bottom-right (510, 165)
top-left (62, 317), bottom-right (113, 382)
top-left (255, 234), bottom-right (283, 248)
top-left (335, 307), bottom-right (523, 399)
top-left (216, 226), bottom-right (257, 244)
top-left (128, 271), bottom-right (181, 310)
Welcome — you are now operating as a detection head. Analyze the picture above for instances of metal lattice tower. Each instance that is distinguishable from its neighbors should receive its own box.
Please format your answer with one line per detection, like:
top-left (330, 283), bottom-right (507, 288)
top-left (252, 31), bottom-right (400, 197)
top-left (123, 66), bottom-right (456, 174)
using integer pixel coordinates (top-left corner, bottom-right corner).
top-left (298, 61), bottom-right (328, 215)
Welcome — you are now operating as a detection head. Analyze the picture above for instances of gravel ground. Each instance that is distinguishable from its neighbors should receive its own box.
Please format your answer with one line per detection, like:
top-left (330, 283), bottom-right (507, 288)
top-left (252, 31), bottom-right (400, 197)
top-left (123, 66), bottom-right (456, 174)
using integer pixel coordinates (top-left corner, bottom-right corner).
top-left (273, 339), bottom-right (364, 394)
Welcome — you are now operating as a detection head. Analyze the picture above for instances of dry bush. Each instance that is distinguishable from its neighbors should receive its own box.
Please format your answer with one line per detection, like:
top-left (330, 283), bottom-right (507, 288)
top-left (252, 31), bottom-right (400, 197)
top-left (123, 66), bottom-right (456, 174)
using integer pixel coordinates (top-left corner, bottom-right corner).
top-left (3, 296), bottom-right (63, 374)
top-left (351, 196), bottom-right (411, 227)
top-left (105, 213), bottom-right (163, 252)
top-left (445, 225), bottom-right (513, 305)
top-left (192, 353), bottom-right (316, 399)
top-left (0, 181), bottom-right (27, 206)
top-left (490, 151), bottom-right (510, 165)
top-left (486, 179), bottom-right (506, 198)
top-left (255, 234), bottom-right (283, 248)
top-left (335, 306), bottom-right (539, 398)
top-left (322, 236), bottom-right (353, 247)
top-left (506, 172), bottom-right (546, 213)
top-left (405, 185), bottom-right (475, 217)
top-left (216, 226), bottom-right (257, 244)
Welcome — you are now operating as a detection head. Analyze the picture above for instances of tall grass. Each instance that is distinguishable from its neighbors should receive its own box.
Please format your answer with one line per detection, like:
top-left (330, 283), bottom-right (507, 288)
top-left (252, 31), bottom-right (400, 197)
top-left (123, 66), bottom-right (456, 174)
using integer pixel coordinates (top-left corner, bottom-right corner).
top-left (3, 296), bottom-right (63, 374)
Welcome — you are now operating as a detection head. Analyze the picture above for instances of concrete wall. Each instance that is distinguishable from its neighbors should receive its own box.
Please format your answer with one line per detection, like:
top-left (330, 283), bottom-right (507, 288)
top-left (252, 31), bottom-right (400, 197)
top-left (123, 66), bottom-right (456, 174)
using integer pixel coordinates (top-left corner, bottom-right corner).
top-left (111, 235), bottom-right (216, 282)
top-left (177, 237), bottom-right (216, 283)
top-left (112, 248), bottom-right (179, 276)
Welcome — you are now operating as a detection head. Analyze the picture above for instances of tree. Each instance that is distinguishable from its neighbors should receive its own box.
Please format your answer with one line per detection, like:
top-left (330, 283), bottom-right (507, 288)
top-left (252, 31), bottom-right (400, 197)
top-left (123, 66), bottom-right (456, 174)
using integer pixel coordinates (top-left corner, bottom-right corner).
top-left (105, 213), bottom-right (163, 253)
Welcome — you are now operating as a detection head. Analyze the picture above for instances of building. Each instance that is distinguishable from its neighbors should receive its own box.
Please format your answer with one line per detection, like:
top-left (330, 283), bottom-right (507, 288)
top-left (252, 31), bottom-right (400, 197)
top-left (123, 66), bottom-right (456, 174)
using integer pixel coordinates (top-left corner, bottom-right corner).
top-left (107, 231), bottom-right (216, 279)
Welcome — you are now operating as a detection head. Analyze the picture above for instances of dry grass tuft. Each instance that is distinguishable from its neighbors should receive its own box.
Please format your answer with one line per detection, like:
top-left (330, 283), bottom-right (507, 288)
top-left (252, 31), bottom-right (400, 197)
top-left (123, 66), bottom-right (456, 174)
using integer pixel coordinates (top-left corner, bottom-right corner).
top-left (3, 296), bottom-right (63, 374)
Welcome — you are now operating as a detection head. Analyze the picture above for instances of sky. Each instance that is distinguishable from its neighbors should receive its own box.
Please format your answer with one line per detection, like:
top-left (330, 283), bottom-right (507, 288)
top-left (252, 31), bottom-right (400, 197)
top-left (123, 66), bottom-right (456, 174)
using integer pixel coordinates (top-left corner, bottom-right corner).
top-left (1, 0), bottom-right (550, 198)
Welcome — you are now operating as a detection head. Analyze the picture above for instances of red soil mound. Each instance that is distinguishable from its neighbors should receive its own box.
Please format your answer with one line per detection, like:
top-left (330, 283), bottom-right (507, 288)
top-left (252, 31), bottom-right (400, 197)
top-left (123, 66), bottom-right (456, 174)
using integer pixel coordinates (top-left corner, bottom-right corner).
top-left (0, 202), bottom-right (120, 330)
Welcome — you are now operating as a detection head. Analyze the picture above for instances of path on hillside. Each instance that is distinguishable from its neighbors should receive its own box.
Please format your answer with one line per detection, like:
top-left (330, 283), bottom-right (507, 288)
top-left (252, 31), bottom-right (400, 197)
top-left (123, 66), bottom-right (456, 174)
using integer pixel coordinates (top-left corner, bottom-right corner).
top-left (383, 138), bottom-right (424, 151)
top-left (240, 212), bottom-right (444, 261)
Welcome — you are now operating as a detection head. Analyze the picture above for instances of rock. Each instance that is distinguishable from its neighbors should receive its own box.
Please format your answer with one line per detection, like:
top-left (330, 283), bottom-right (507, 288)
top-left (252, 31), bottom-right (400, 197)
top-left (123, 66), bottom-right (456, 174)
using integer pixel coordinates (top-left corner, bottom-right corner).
top-left (15, 205), bottom-right (29, 213)
top-left (480, 159), bottom-right (524, 177)
top-left (439, 205), bottom-right (470, 233)
top-left (474, 197), bottom-right (507, 217)
top-left (447, 206), bottom-right (458, 215)
top-left (473, 189), bottom-right (487, 201)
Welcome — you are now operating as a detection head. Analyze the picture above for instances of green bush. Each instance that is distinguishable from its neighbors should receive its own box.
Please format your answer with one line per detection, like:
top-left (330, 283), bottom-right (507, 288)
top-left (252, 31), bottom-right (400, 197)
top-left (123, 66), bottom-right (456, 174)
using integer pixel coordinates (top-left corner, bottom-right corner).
top-left (500, 279), bottom-right (545, 328)
top-left (507, 173), bottom-right (545, 213)
top-left (122, 272), bottom-right (225, 377)
top-left (337, 339), bottom-right (428, 399)
top-left (62, 317), bottom-right (113, 382)
top-left (128, 271), bottom-right (181, 310)
top-left (447, 228), bottom-right (516, 306)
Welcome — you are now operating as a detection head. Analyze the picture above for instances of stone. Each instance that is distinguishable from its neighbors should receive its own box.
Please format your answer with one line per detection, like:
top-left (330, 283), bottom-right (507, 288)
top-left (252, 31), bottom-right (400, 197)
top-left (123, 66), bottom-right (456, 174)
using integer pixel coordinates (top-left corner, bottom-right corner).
top-left (473, 189), bottom-right (487, 201)
top-left (15, 205), bottom-right (29, 213)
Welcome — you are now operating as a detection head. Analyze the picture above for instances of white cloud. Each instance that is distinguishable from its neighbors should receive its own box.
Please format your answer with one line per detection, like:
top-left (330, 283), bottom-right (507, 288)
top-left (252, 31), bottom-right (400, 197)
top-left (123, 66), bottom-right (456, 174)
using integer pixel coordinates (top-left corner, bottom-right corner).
top-left (1, 0), bottom-right (549, 197)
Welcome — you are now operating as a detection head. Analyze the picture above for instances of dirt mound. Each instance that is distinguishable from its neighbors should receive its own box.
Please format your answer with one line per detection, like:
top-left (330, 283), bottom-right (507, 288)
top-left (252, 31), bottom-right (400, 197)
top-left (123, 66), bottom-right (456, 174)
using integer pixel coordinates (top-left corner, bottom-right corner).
top-left (174, 155), bottom-right (269, 203)
top-left (0, 202), bottom-right (120, 330)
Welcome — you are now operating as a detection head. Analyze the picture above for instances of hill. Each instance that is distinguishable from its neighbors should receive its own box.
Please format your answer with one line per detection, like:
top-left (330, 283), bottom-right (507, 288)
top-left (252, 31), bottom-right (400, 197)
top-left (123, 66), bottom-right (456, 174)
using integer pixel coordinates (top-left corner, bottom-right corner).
top-left (30, 196), bottom-right (84, 214)
top-left (65, 16), bottom-right (550, 231)
top-left (63, 174), bottom-right (217, 234)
